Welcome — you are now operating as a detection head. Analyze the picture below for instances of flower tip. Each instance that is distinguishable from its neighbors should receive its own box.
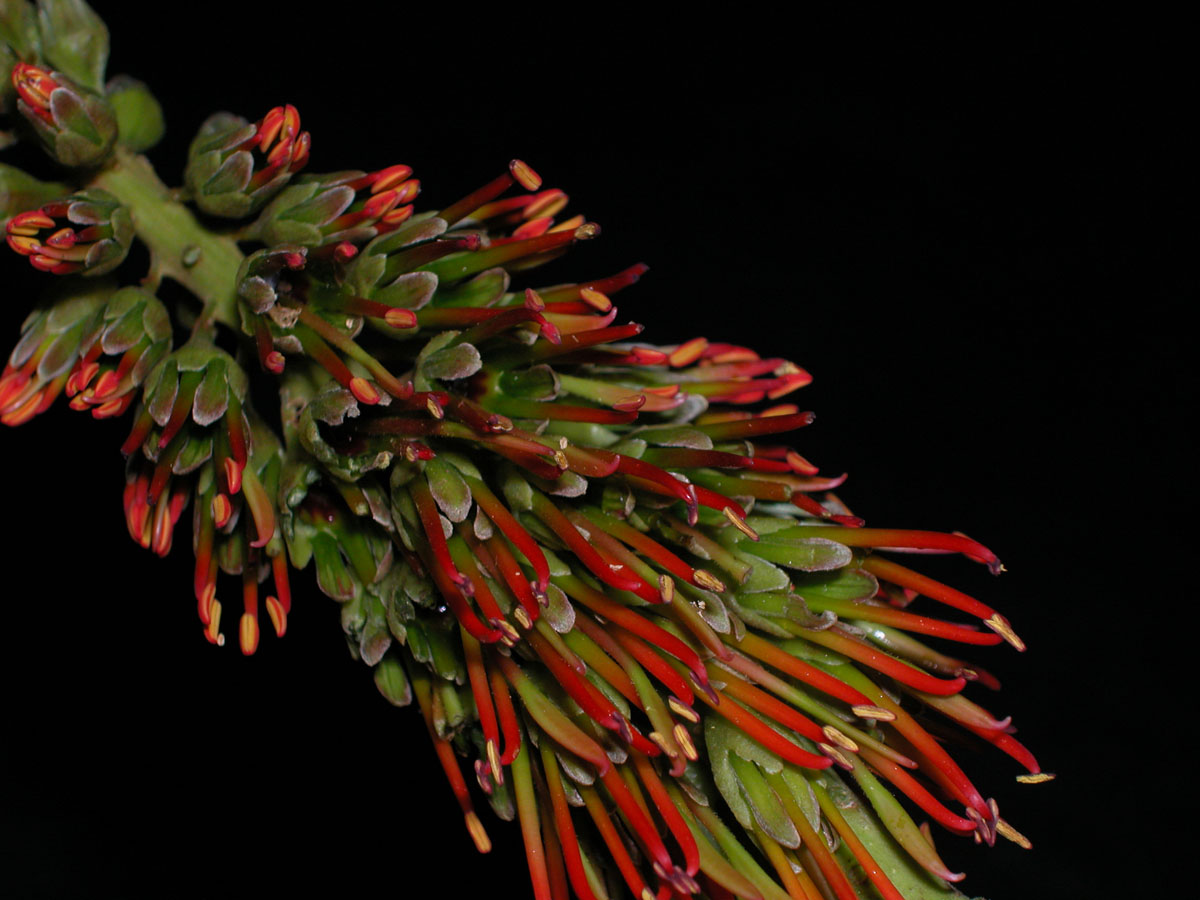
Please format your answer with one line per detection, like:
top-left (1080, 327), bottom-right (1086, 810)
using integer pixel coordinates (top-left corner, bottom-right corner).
top-left (204, 600), bottom-right (224, 646)
top-left (384, 308), bottom-right (417, 329)
top-left (265, 595), bottom-right (287, 637)
top-left (612, 394), bottom-right (646, 413)
top-left (723, 506), bottom-right (759, 541)
top-left (579, 287), bottom-right (613, 312)
top-left (509, 159), bottom-right (542, 191)
top-left (985, 613), bottom-right (1025, 652)
top-left (464, 811), bottom-right (492, 854)
top-left (350, 377), bottom-right (380, 405)
top-left (224, 458), bottom-right (244, 495)
top-left (212, 493), bottom-right (233, 528)
top-left (668, 337), bottom-right (708, 368)
top-left (523, 287), bottom-right (545, 311)
top-left (996, 818), bottom-right (1033, 850)
top-left (239, 613), bottom-right (260, 655)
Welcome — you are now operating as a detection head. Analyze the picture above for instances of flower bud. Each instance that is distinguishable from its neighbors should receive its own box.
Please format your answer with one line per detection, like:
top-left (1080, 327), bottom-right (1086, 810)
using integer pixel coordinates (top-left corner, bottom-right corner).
top-left (64, 286), bottom-right (172, 418)
top-left (255, 164), bottom-right (418, 248)
top-left (10, 62), bottom-right (117, 166)
top-left (0, 279), bottom-right (111, 425)
top-left (184, 105), bottom-right (311, 218)
top-left (5, 188), bottom-right (132, 275)
top-left (105, 74), bottom-right (164, 153)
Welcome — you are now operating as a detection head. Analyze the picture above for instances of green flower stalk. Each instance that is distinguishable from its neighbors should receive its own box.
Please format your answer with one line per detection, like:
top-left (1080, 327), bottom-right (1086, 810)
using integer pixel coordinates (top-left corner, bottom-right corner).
top-left (1, 3), bottom-right (1049, 898)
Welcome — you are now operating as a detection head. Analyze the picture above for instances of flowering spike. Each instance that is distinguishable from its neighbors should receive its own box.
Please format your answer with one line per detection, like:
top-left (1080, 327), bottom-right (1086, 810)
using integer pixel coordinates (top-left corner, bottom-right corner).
top-left (0, 33), bottom-right (1040, 900)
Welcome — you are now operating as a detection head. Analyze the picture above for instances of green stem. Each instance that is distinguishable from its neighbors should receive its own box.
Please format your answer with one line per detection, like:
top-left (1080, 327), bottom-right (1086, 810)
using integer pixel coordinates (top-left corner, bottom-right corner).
top-left (89, 148), bottom-right (244, 330)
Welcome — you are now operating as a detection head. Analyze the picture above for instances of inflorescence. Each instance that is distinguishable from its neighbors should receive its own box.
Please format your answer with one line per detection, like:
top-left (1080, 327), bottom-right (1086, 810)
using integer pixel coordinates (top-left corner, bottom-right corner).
top-left (1, 5), bottom-right (1047, 899)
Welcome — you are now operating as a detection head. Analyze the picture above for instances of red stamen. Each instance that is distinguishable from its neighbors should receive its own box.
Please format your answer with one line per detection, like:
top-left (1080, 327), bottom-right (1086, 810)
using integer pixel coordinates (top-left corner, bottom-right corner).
top-left (695, 411), bottom-right (816, 441)
top-left (862, 556), bottom-right (996, 620)
top-left (463, 475), bottom-right (550, 592)
top-left (487, 653), bottom-right (523, 765)
top-left (530, 493), bottom-right (646, 595)
top-left (856, 746), bottom-right (976, 833)
top-left (731, 632), bottom-right (872, 707)
top-left (801, 627), bottom-right (967, 696)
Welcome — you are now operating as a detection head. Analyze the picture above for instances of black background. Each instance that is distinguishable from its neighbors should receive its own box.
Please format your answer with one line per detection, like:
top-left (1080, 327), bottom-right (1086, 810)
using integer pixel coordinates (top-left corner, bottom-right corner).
top-left (1, 6), bottom-right (1188, 899)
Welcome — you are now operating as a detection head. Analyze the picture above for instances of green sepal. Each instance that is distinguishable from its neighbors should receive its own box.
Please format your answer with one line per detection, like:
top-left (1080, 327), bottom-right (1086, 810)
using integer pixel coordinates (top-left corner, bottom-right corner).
top-left (310, 531), bottom-right (362, 603)
top-left (35, 0), bottom-right (108, 92)
top-left (433, 679), bottom-right (469, 738)
top-left (172, 432), bottom-right (213, 475)
top-left (373, 270), bottom-right (438, 310)
top-left (431, 266), bottom-right (508, 308)
top-left (254, 177), bottom-right (355, 246)
top-left (705, 713), bottom-right (785, 833)
top-left (727, 752), bottom-right (801, 849)
top-left (748, 534), bottom-right (854, 572)
top-left (1, 0), bottom-right (41, 60)
top-left (791, 566), bottom-right (879, 603)
top-left (730, 548), bottom-right (791, 593)
top-left (105, 75), bottom-right (164, 152)
top-left (822, 769), bottom-right (967, 899)
top-left (424, 456), bottom-right (472, 523)
top-left (340, 591), bottom-right (366, 660)
top-left (542, 582), bottom-right (576, 634)
top-left (499, 364), bottom-right (560, 399)
top-left (358, 590), bottom-right (392, 666)
top-left (631, 424), bottom-right (714, 449)
top-left (424, 616), bottom-right (466, 685)
top-left (373, 652), bottom-right (412, 706)
top-left (730, 590), bottom-right (835, 630)
top-left (418, 331), bottom-right (482, 382)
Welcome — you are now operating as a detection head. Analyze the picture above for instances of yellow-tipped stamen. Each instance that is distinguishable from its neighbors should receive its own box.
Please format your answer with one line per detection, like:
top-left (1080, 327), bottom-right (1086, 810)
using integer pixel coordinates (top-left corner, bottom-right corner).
top-left (852, 704), bottom-right (896, 722)
top-left (205, 600), bottom-right (224, 646)
top-left (659, 574), bottom-right (675, 603)
top-left (465, 810), bottom-right (493, 854)
top-left (668, 337), bottom-right (707, 368)
top-left (821, 725), bottom-right (859, 753)
top-left (985, 612), bottom-right (1025, 651)
top-left (673, 723), bottom-right (699, 761)
top-left (996, 819), bottom-right (1033, 849)
top-left (265, 595), bottom-right (287, 637)
top-left (486, 739), bottom-right (503, 787)
top-left (648, 731), bottom-right (678, 759)
top-left (723, 505), bottom-right (759, 540)
top-left (239, 612), bottom-right (260, 655)
top-left (819, 743), bottom-right (854, 770)
top-left (693, 569), bottom-right (727, 592)
top-left (669, 696), bottom-right (700, 723)
top-left (579, 287), bottom-right (612, 312)
top-left (510, 159), bottom-right (542, 191)
top-left (349, 376), bottom-right (380, 405)
top-left (1016, 773), bottom-right (1056, 784)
